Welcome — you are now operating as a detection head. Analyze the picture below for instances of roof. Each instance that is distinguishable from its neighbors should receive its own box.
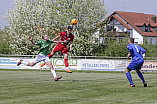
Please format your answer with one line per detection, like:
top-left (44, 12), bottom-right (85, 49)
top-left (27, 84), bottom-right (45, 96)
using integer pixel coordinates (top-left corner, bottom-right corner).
top-left (108, 11), bottom-right (157, 37)
top-left (112, 15), bottom-right (132, 30)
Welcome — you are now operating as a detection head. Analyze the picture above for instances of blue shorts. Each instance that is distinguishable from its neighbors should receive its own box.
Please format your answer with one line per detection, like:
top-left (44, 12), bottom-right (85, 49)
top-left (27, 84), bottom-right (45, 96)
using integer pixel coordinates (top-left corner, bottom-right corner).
top-left (127, 60), bottom-right (144, 70)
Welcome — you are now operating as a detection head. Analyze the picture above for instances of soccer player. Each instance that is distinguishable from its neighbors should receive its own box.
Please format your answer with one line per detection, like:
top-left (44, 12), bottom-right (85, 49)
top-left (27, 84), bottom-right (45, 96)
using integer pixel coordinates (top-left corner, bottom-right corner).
top-left (17, 34), bottom-right (63, 81)
top-left (40, 26), bottom-right (74, 73)
top-left (126, 37), bottom-right (147, 87)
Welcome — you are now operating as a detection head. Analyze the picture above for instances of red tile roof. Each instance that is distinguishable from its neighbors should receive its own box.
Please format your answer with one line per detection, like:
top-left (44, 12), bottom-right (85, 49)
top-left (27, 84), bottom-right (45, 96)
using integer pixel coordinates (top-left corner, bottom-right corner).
top-left (108, 11), bottom-right (157, 37)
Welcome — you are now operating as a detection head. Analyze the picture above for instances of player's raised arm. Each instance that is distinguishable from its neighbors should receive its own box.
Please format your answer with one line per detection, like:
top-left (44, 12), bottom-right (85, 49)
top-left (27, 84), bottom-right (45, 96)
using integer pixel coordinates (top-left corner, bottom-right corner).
top-left (29, 36), bottom-right (37, 45)
top-left (53, 40), bottom-right (67, 43)
top-left (52, 35), bottom-right (61, 41)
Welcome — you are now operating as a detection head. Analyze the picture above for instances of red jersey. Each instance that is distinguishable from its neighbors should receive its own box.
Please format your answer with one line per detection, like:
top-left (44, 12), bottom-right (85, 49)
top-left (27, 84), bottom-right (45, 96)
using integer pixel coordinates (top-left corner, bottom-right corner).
top-left (59, 31), bottom-right (74, 46)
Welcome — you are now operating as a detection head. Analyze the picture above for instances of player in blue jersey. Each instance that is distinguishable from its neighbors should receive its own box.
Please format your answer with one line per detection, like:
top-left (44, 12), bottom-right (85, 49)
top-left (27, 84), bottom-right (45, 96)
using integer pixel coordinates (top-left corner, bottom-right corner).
top-left (126, 37), bottom-right (147, 87)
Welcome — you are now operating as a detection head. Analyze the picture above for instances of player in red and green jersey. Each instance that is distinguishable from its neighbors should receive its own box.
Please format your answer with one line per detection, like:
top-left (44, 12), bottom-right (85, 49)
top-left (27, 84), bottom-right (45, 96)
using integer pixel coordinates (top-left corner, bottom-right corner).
top-left (40, 26), bottom-right (74, 73)
top-left (17, 34), bottom-right (65, 81)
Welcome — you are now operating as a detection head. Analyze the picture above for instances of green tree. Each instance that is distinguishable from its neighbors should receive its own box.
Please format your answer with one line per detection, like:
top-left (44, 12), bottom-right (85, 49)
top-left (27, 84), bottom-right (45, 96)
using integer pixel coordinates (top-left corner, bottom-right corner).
top-left (0, 27), bottom-right (11, 54)
top-left (4, 0), bottom-right (107, 56)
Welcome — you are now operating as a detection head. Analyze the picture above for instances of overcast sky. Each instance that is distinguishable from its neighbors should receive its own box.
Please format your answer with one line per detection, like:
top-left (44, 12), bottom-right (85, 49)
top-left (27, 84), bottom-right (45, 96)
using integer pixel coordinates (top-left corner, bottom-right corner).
top-left (0, 0), bottom-right (157, 30)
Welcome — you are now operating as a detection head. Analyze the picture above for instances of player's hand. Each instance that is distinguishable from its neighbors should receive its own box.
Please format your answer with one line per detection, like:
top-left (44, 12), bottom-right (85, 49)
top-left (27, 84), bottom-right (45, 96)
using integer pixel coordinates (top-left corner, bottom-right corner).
top-left (143, 53), bottom-right (145, 58)
top-left (69, 48), bottom-right (72, 52)
top-left (127, 53), bottom-right (130, 57)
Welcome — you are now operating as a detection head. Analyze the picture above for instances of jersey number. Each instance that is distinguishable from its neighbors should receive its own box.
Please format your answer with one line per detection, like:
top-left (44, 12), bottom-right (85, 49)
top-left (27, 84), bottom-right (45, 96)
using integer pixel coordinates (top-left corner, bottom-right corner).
top-left (134, 45), bottom-right (139, 52)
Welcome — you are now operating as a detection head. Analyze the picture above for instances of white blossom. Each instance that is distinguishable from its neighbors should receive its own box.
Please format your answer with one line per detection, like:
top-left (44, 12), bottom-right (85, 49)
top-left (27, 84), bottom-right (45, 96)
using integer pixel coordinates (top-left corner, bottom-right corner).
top-left (4, 0), bottom-right (107, 55)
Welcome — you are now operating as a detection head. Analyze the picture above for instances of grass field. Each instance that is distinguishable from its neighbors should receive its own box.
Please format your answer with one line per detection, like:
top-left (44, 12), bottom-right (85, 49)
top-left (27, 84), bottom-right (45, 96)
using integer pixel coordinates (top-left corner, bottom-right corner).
top-left (0, 70), bottom-right (157, 104)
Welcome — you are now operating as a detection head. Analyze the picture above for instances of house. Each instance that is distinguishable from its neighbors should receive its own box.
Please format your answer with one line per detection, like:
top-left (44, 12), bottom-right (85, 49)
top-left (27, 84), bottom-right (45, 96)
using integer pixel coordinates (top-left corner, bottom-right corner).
top-left (104, 11), bottom-right (157, 44)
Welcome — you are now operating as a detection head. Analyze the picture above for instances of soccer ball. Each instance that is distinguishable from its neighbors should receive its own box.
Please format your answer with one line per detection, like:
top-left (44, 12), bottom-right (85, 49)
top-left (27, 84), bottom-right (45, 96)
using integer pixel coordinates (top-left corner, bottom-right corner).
top-left (71, 19), bottom-right (77, 25)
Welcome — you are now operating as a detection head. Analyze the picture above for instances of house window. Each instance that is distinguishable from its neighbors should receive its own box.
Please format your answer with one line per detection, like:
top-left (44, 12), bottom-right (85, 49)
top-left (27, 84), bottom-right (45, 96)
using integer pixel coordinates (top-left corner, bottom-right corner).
top-left (148, 24), bottom-right (151, 32)
top-left (107, 26), bottom-right (112, 31)
top-left (143, 24), bottom-right (151, 32)
top-left (145, 27), bottom-right (148, 32)
top-left (143, 24), bottom-right (146, 32)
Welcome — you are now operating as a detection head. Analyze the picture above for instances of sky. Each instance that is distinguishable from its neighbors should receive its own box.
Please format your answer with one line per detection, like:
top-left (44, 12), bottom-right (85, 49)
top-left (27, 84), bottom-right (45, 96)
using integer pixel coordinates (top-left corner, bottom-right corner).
top-left (0, 0), bottom-right (157, 30)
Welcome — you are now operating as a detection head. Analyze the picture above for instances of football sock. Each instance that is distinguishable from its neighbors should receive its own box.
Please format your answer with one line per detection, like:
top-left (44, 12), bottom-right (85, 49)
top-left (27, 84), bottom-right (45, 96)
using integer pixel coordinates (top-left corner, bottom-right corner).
top-left (126, 72), bottom-right (133, 84)
top-left (64, 59), bottom-right (69, 67)
top-left (48, 53), bottom-right (52, 58)
top-left (137, 71), bottom-right (145, 83)
top-left (51, 70), bottom-right (57, 78)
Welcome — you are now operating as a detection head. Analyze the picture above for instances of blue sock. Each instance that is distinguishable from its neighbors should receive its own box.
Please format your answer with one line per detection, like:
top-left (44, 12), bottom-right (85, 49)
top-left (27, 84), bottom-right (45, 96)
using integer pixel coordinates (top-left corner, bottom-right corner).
top-left (137, 71), bottom-right (145, 83)
top-left (126, 72), bottom-right (133, 84)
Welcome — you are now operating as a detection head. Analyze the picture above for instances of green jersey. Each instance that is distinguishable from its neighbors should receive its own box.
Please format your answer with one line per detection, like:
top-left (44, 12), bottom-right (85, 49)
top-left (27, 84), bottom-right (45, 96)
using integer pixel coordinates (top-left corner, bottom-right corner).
top-left (37, 40), bottom-right (54, 55)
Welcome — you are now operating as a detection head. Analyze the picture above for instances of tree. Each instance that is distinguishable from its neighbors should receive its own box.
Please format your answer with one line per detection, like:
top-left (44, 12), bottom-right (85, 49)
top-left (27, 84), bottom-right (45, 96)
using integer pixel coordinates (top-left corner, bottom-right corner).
top-left (4, 0), bottom-right (107, 56)
top-left (0, 27), bottom-right (11, 54)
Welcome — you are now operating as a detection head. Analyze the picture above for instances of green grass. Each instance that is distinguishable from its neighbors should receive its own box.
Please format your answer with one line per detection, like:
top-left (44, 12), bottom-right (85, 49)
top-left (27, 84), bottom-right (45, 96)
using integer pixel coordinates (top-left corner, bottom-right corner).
top-left (0, 70), bottom-right (157, 104)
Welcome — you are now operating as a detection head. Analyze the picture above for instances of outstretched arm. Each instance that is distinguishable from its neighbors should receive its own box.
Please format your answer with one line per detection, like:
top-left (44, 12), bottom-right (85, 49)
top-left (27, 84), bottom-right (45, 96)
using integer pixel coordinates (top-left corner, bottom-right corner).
top-left (53, 40), bottom-right (67, 43)
top-left (52, 35), bottom-right (61, 41)
top-left (29, 36), bottom-right (37, 45)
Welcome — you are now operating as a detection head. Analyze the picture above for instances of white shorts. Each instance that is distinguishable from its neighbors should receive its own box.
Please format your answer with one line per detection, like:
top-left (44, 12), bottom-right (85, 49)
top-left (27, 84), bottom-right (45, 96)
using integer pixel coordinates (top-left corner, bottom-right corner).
top-left (34, 53), bottom-right (50, 64)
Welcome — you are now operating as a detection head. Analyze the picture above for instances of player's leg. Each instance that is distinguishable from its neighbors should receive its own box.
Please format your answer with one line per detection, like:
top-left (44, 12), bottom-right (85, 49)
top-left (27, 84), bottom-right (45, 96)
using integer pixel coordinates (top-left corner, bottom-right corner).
top-left (48, 43), bottom-right (63, 58)
top-left (48, 51), bottom-right (55, 58)
top-left (45, 58), bottom-right (62, 81)
top-left (136, 70), bottom-right (147, 87)
top-left (28, 62), bottom-right (36, 66)
top-left (17, 59), bottom-right (36, 66)
top-left (40, 43), bottom-right (62, 67)
top-left (135, 61), bottom-right (147, 87)
top-left (40, 51), bottom-right (55, 67)
top-left (125, 67), bottom-right (135, 87)
top-left (63, 53), bottom-right (72, 73)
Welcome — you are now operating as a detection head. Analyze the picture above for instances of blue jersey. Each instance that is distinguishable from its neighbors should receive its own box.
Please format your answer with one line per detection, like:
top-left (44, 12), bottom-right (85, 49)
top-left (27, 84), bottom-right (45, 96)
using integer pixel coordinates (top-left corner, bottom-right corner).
top-left (127, 44), bottom-right (146, 61)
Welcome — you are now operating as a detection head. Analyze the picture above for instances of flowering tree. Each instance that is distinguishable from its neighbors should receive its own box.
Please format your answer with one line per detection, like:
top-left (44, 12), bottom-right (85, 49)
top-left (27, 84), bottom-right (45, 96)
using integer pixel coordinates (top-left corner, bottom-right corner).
top-left (4, 0), bottom-right (107, 56)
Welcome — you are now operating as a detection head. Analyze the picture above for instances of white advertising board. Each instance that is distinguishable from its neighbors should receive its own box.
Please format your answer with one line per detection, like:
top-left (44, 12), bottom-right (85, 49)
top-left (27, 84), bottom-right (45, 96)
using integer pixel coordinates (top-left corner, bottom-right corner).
top-left (0, 57), bottom-right (127, 71)
top-left (80, 59), bottom-right (127, 71)
top-left (0, 57), bottom-right (78, 70)
top-left (41, 58), bottom-right (78, 70)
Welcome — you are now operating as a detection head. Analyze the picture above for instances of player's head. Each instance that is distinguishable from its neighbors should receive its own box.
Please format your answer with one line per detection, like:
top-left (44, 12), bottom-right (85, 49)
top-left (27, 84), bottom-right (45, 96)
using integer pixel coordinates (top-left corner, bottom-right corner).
top-left (42, 33), bottom-right (48, 40)
top-left (129, 37), bottom-right (134, 44)
top-left (67, 26), bottom-right (72, 34)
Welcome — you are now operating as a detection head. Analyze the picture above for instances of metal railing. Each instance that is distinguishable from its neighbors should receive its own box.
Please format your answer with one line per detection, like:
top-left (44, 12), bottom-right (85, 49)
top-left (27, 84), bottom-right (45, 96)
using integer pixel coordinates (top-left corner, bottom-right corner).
top-left (0, 54), bottom-right (156, 60)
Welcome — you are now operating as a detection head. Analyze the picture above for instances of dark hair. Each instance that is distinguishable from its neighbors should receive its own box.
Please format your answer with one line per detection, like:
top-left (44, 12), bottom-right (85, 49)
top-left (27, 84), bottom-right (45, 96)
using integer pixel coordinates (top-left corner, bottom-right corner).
top-left (129, 37), bottom-right (134, 43)
top-left (67, 26), bottom-right (72, 30)
top-left (42, 33), bottom-right (46, 39)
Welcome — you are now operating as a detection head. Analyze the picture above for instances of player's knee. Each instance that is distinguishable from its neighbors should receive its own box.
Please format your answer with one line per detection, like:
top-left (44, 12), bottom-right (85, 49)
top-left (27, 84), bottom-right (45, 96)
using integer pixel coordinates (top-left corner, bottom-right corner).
top-left (30, 63), bottom-right (35, 67)
top-left (64, 54), bottom-right (68, 59)
top-left (126, 67), bottom-right (132, 72)
top-left (135, 69), bottom-right (140, 72)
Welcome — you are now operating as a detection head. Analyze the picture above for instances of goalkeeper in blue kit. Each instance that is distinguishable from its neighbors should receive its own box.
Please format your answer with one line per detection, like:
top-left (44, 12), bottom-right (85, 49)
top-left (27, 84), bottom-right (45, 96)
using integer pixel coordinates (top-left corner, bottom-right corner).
top-left (126, 38), bottom-right (147, 87)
